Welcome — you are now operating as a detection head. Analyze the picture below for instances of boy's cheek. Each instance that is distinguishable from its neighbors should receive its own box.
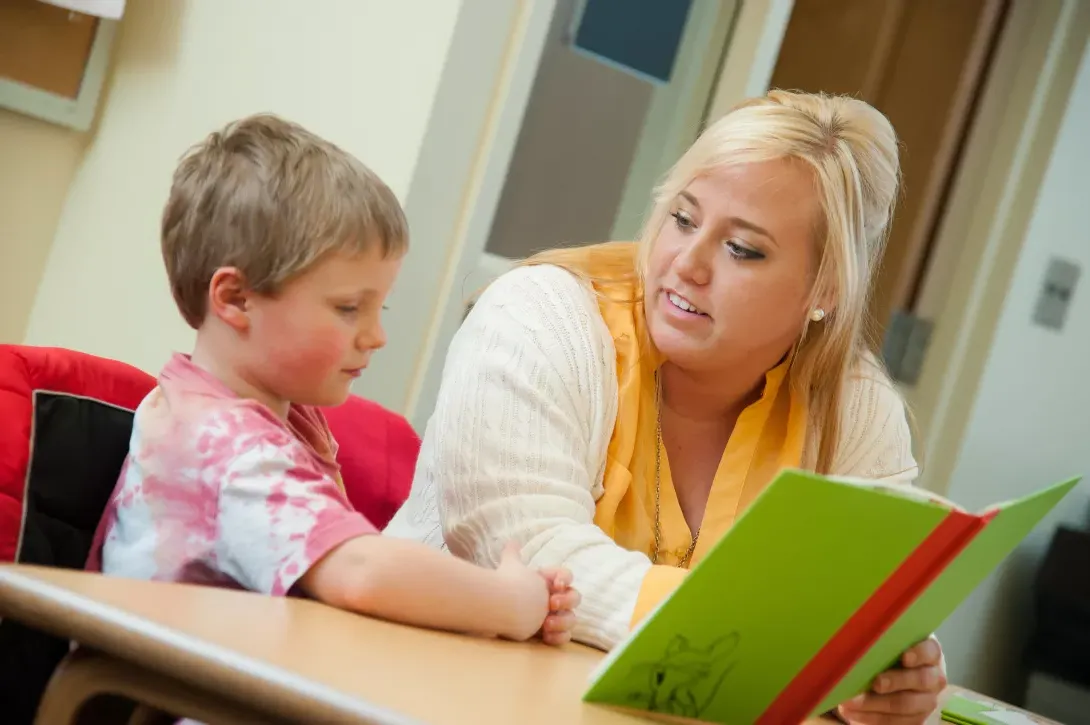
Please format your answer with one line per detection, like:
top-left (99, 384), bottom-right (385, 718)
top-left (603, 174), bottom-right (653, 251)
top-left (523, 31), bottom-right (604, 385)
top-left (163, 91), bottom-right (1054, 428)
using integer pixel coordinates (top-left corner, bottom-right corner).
top-left (272, 326), bottom-right (350, 377)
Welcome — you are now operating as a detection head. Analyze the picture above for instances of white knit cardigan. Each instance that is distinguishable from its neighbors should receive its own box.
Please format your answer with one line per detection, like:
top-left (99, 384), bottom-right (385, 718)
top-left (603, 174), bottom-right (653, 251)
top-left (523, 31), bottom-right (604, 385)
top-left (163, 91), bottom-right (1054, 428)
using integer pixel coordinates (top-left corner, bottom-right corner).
top-left (385, 264), bottom-right (920, 651)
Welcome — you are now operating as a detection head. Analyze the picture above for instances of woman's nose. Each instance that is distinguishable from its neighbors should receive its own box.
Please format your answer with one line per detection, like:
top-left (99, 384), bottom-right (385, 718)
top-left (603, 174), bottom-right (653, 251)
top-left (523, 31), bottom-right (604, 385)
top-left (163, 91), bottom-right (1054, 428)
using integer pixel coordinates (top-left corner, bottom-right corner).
top-left (673, 236), bottom-right (714, 286)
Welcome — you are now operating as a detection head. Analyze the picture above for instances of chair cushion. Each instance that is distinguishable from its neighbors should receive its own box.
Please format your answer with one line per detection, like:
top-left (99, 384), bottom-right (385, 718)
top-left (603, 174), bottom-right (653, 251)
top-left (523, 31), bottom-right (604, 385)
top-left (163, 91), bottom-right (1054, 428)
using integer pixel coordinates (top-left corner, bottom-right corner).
top-left (0, 345), bottom-right (155, 568)
top-left (323, 394), bottom-right (420, 529)
top-left (0, 344), bottom-right (154, 723)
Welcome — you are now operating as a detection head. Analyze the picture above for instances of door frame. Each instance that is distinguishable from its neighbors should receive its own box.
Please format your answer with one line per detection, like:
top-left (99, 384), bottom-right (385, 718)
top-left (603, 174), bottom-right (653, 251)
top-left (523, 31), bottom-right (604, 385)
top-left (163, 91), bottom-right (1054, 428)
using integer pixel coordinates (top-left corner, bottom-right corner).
top-left (705, 0), bottom-right (796, 118)
top-left (397, 0), bottom-right (557, 429)
top-left (903, 0), bottom-right (1090, 494)
top-left (609, 0), bottom-right (743, 241)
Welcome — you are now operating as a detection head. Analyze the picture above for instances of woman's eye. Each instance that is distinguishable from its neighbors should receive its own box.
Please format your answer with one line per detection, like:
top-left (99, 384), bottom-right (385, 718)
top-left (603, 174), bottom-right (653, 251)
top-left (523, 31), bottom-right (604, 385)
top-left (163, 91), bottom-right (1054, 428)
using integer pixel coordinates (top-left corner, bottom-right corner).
top-left (336, 305), bottom-right (359, 315)
top-left (725, 240), bottom-right (764, 261)
top-left (670, 210), bottom-right (696, 231)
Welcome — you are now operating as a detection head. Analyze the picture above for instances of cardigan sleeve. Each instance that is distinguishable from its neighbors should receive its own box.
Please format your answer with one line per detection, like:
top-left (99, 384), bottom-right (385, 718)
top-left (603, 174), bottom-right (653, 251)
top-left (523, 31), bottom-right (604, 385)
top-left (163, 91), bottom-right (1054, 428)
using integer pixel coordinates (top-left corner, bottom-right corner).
top-left (829, 366), bottom-right (946, 677)
top-left (831, 368), bottom-right (920, 484)
top-left (394, 265), bottom-right (653, 650)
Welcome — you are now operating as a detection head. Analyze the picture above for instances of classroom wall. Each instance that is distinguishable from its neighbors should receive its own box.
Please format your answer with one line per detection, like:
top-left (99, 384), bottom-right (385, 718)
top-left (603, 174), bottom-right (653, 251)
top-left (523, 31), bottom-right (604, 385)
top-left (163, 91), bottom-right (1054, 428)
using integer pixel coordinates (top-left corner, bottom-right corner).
top-left (0, 110), bottom-right (85, 343)
top-left (936, 39), bottom-right (1090, 699)
top-left (23, 0), bottom-right (464, 400)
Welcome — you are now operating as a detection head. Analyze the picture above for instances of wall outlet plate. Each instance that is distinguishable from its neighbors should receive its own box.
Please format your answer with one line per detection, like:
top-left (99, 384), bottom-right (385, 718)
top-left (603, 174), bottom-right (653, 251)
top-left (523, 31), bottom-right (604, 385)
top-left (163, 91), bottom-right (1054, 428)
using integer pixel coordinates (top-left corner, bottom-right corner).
top-left (1032, 257), bottom-right (1080, 331)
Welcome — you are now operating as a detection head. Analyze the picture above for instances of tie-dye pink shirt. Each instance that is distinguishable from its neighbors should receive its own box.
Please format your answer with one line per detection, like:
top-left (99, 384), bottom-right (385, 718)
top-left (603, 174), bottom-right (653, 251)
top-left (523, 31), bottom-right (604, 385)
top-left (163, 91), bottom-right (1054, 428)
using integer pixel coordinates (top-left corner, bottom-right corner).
top-left (87, 354), bottom-right (376, 595)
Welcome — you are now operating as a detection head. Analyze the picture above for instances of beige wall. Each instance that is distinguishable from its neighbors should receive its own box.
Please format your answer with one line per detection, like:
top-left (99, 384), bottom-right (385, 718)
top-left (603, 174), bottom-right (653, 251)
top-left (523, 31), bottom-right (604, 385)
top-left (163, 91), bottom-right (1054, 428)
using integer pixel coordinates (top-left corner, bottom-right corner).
top-left (23, 0), bottom-right (466, 390)
top-left (0, 110), bottom-right (85, 343)
top-left (936, 33), bottom-right (1090, 701)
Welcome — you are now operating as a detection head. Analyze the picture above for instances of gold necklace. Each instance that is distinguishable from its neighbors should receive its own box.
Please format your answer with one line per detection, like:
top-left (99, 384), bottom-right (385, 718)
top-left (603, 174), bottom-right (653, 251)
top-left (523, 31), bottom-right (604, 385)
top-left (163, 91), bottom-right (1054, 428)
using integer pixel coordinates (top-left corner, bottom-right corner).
top-left (651, 379), bottom-right (700, 567)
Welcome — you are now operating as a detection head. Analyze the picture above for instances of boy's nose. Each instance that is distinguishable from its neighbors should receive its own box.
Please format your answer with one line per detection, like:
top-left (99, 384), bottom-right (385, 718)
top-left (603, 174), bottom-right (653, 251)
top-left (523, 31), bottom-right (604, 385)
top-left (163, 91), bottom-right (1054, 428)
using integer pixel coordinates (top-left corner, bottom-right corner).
top-left (359, 322), bottom-right (387, 351)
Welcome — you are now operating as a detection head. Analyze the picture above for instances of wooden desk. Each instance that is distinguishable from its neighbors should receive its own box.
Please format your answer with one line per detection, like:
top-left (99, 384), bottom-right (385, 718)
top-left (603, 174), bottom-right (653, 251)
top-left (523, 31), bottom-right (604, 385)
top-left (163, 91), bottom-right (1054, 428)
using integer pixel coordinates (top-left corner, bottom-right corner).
top-left (0, 565), bottom-right (704, 724)
top-left (0, 564), bottom-right (1052, 725)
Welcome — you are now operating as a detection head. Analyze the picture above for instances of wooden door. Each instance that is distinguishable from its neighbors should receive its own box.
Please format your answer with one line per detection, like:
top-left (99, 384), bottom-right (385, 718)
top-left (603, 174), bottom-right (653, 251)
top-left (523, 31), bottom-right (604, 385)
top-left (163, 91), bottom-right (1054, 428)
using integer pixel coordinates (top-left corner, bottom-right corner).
top-left (768, 0), bottom-right (1008, 342)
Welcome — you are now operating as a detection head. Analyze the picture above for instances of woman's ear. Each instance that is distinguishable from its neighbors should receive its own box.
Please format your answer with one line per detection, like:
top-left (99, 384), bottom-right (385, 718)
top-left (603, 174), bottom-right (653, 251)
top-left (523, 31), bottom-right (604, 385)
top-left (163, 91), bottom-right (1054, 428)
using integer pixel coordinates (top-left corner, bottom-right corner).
top-left (207, 267), bottom-right (250, 331)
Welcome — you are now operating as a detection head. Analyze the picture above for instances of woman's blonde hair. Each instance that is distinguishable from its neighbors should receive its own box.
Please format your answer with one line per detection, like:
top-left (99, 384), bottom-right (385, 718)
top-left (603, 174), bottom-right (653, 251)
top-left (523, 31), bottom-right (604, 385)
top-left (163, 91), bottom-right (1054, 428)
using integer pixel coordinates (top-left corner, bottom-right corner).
top-left (522, 90), bottom-right (902, 473)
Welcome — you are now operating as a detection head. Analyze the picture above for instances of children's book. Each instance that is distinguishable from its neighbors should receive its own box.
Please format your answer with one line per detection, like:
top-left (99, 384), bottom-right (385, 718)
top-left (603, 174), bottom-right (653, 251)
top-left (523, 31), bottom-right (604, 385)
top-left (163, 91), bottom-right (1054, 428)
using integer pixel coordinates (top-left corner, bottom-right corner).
top-left (582, 469), bottom-right (1080, 724)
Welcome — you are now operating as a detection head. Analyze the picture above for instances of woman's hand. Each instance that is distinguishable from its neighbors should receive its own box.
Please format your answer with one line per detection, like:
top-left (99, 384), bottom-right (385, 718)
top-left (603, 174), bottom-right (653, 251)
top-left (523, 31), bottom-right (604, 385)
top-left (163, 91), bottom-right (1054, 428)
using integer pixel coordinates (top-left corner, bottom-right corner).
top-left (837, 637), bottom-right (946, 724)
top-left (538, 566), bottom-right (580, 646)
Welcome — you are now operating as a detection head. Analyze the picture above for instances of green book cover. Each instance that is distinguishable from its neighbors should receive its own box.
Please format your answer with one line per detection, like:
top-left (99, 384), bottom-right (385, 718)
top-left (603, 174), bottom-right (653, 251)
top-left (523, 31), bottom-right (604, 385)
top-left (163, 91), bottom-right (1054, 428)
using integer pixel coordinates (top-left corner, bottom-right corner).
top-left (582, 470), bottom-right (1080, 724)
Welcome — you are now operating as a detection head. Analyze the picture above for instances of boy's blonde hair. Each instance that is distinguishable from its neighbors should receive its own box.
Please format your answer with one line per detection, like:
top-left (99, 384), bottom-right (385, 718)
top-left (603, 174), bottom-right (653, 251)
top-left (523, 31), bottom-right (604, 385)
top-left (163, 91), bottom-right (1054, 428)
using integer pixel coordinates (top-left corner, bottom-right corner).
top-left (162, 113), bottom-right (408, 329)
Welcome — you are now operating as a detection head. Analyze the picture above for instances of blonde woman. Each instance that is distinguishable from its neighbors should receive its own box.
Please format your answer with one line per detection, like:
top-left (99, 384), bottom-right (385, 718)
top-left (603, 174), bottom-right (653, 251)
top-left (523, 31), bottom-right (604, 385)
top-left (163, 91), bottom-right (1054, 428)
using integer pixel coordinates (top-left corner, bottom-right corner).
top-left (386, 91), bottom-right (945, 723)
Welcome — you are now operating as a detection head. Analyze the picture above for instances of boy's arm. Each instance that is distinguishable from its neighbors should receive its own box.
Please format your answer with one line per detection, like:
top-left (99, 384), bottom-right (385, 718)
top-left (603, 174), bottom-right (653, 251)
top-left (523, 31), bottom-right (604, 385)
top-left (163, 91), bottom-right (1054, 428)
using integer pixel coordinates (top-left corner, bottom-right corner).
top-left (298, 536), bottom-right (548, 641)
top-left (213, 429), bottom-right (560, 641)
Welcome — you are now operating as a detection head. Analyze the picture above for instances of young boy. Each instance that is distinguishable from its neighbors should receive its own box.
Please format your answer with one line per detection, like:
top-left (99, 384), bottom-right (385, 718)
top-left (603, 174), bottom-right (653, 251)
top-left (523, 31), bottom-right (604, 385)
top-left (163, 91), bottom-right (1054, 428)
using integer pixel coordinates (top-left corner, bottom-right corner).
top-left (87, 114), bottom-right (578, 645)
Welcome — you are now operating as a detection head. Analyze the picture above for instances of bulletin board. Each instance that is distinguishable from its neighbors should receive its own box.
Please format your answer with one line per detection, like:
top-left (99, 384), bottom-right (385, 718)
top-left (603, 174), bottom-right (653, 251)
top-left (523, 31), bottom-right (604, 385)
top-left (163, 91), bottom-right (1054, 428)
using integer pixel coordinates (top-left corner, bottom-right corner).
top-left (0, 0), bottom-right (117, 130)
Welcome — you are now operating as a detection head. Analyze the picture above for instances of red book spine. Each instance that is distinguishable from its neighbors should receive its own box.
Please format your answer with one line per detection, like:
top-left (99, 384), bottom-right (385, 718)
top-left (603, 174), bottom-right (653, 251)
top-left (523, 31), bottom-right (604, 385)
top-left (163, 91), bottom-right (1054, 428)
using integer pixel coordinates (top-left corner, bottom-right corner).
top-left (755, 509), bottom-right (996, 724)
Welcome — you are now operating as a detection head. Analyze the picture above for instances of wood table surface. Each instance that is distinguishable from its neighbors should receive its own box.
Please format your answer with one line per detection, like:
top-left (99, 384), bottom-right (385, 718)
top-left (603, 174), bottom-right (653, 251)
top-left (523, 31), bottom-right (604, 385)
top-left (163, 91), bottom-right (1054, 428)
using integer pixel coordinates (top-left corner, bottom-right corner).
top-left (0, 565), bottom-right (1052, 724)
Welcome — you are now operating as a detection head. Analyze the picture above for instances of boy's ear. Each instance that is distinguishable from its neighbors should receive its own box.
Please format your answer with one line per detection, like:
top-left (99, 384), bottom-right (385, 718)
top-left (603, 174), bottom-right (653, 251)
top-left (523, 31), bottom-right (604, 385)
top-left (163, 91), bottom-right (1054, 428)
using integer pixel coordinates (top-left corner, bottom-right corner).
top-left (207, 267), bottom-right (251, 331)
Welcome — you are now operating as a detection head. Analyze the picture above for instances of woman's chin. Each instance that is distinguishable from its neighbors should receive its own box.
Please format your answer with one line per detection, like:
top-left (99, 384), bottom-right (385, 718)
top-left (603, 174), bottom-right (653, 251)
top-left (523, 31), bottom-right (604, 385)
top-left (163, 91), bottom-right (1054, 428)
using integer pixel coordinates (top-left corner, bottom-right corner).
top-left (650, 328), bottom-right (712, 368)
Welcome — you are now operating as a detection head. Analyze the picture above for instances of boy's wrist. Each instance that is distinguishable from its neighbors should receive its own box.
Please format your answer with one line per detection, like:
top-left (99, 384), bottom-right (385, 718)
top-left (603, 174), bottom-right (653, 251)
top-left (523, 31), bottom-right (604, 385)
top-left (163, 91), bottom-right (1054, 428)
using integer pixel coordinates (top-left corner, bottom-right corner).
top-left (493, 568), bottom-right (546, 641)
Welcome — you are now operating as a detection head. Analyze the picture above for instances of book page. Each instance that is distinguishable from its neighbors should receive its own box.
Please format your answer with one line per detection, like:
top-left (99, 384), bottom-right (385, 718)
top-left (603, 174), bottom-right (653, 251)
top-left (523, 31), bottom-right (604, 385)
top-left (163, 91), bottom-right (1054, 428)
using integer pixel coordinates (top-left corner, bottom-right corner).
top-left (825, 475), bottom-right (966, 511)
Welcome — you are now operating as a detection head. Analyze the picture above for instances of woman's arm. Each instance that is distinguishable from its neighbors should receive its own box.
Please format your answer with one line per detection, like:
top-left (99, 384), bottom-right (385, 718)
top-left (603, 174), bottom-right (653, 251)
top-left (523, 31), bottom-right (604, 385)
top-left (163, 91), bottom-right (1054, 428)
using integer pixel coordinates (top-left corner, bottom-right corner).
top-left (405, 265), bottom-right (653, 650)
top-left (832, 367), bottom-right (920, 484)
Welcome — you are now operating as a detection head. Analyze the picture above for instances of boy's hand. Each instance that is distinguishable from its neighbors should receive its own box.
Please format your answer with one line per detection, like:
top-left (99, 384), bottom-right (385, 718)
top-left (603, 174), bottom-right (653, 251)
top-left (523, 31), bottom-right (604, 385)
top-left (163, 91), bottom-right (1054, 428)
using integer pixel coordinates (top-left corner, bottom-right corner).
top-left (493, 543), bottom-right (579, 645)
top-left (538, 566), bottom-right (580, 646)
top-left (494, 542), bottom-right (552, 642)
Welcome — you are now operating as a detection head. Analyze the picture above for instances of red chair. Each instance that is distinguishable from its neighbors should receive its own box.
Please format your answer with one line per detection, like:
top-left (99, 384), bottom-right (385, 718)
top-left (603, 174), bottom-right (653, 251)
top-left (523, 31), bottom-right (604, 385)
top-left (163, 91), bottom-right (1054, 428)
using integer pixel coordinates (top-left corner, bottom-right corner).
top-left (0, 344), bottom-right (420, 723)
top-left (322, 392), bottom-right (422, 530)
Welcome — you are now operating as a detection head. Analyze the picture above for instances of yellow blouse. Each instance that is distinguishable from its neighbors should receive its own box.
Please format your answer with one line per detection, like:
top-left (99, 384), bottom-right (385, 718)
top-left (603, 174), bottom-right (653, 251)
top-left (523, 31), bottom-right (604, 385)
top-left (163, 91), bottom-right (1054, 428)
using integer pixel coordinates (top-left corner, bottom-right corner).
top-left (584, 243), bottom-right (809, 625)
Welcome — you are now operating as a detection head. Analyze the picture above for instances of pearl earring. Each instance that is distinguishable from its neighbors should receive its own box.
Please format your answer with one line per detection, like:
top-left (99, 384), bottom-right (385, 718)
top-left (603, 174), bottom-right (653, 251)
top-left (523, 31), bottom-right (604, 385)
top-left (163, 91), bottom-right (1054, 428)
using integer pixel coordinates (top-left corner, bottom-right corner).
top-left (810, 308), bottom-right (826, 322)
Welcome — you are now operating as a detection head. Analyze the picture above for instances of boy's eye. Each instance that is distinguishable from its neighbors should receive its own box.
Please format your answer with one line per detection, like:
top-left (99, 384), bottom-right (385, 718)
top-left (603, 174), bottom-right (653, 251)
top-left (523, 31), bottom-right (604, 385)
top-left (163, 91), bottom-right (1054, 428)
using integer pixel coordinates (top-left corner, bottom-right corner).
top-left (336, 305), bottom-right (359, 315)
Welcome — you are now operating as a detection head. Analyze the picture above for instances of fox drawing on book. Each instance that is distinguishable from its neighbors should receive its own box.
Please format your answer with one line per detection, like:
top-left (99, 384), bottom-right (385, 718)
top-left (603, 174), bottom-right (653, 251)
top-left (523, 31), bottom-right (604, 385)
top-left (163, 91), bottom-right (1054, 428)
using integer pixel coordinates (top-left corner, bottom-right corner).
top-left (626, 632), bottom-right (741, 718)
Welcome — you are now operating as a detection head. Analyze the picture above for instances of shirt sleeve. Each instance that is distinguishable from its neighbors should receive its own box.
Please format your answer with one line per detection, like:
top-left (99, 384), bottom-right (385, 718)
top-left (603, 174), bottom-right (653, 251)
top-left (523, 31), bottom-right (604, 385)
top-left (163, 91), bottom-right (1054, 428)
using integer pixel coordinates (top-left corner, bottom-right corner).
top-left (412, 266), bottom-right (654, 651)
top-left (215, 429), bottom-right (377, 596)
top-left (830, 369), bottom-right (946, 676)
top-left (832, 370), bottom-right (920, 484)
